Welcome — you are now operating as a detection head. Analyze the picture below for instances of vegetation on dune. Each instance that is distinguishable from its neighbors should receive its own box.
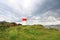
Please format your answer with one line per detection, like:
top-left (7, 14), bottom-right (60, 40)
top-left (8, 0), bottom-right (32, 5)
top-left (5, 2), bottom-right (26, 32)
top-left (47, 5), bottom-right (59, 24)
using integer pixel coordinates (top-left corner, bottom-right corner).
top-left (0, 21), bottom-right (60, 40)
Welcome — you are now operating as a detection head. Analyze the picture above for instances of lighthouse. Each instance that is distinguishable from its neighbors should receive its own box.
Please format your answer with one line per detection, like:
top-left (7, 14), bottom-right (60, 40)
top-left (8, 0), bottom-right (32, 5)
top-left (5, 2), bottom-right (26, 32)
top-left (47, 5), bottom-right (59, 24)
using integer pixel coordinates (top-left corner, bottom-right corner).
top-left (22, 17), bottom-right (27, 25)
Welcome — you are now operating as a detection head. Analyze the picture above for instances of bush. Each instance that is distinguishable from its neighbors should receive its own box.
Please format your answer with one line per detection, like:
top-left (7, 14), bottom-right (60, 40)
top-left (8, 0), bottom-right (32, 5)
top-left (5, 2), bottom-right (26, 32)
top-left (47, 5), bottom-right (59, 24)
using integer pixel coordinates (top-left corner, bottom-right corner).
top-left (0, 21), bottom-right (22, 28)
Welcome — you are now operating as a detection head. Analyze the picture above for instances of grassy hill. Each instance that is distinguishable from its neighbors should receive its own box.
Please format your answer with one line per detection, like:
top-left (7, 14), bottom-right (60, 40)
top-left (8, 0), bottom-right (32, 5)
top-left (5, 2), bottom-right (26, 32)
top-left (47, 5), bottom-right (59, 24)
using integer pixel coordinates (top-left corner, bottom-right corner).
top-left (0, 22), bottom-right (60, 40)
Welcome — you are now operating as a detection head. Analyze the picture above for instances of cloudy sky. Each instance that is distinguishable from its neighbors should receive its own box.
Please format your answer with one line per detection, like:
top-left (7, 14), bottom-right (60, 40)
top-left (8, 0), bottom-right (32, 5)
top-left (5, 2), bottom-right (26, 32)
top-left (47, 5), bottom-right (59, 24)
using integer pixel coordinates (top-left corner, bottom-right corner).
top-left (0, 0), bottom-right (60, 25)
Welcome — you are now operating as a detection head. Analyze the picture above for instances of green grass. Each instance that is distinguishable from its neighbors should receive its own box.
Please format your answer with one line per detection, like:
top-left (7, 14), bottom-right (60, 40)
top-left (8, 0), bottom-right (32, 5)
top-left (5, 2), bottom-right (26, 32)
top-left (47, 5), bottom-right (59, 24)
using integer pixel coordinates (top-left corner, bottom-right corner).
top-left (0, 25), bottom-right (60, 40)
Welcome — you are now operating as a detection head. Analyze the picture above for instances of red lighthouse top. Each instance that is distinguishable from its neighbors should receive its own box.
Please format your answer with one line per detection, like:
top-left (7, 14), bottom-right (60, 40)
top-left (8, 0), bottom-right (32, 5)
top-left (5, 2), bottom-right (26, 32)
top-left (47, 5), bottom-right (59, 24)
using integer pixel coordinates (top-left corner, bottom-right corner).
top-left (22, 17), bottom-right (27, 21)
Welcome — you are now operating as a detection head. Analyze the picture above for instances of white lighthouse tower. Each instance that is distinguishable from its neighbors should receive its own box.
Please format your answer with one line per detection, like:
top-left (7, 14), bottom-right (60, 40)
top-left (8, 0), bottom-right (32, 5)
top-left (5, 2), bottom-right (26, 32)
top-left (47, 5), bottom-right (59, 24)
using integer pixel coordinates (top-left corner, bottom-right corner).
top-left (22, 17), bottom-right (27, 25)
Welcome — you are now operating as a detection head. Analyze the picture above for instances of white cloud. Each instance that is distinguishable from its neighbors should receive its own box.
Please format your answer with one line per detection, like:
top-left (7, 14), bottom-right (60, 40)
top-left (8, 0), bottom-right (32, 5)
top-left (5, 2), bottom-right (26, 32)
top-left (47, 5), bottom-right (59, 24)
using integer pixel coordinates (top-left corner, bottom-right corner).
top-left (45, 16), bottom-right (58, 22)
top-left (31, 16), bottom-right (41, 20)
top-left (3, 0), bottom-right (45, 16)
top-left (27, 15), bottom-right (60, 25)
top-left (41, 16), bottom-right (60, 25)
top-left (0, 15), bottom-right (12, 22)
top-left (0, 0), bottom-right (60, 25)
top-left (0, 14), bottom-right (20, 22)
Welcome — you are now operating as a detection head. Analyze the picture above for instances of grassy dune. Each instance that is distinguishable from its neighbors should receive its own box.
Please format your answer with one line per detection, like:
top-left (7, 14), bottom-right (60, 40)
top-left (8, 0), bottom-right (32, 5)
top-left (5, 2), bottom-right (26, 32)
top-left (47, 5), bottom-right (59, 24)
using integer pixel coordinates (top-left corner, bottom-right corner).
top-left (0, 25), bottom-right (60, 40)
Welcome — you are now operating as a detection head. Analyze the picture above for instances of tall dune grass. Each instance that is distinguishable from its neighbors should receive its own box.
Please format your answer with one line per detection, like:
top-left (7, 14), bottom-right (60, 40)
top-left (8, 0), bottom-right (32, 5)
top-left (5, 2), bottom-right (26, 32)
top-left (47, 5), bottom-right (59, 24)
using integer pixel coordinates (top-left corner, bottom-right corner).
top-left (0, 24), bottom-right (60, 40)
